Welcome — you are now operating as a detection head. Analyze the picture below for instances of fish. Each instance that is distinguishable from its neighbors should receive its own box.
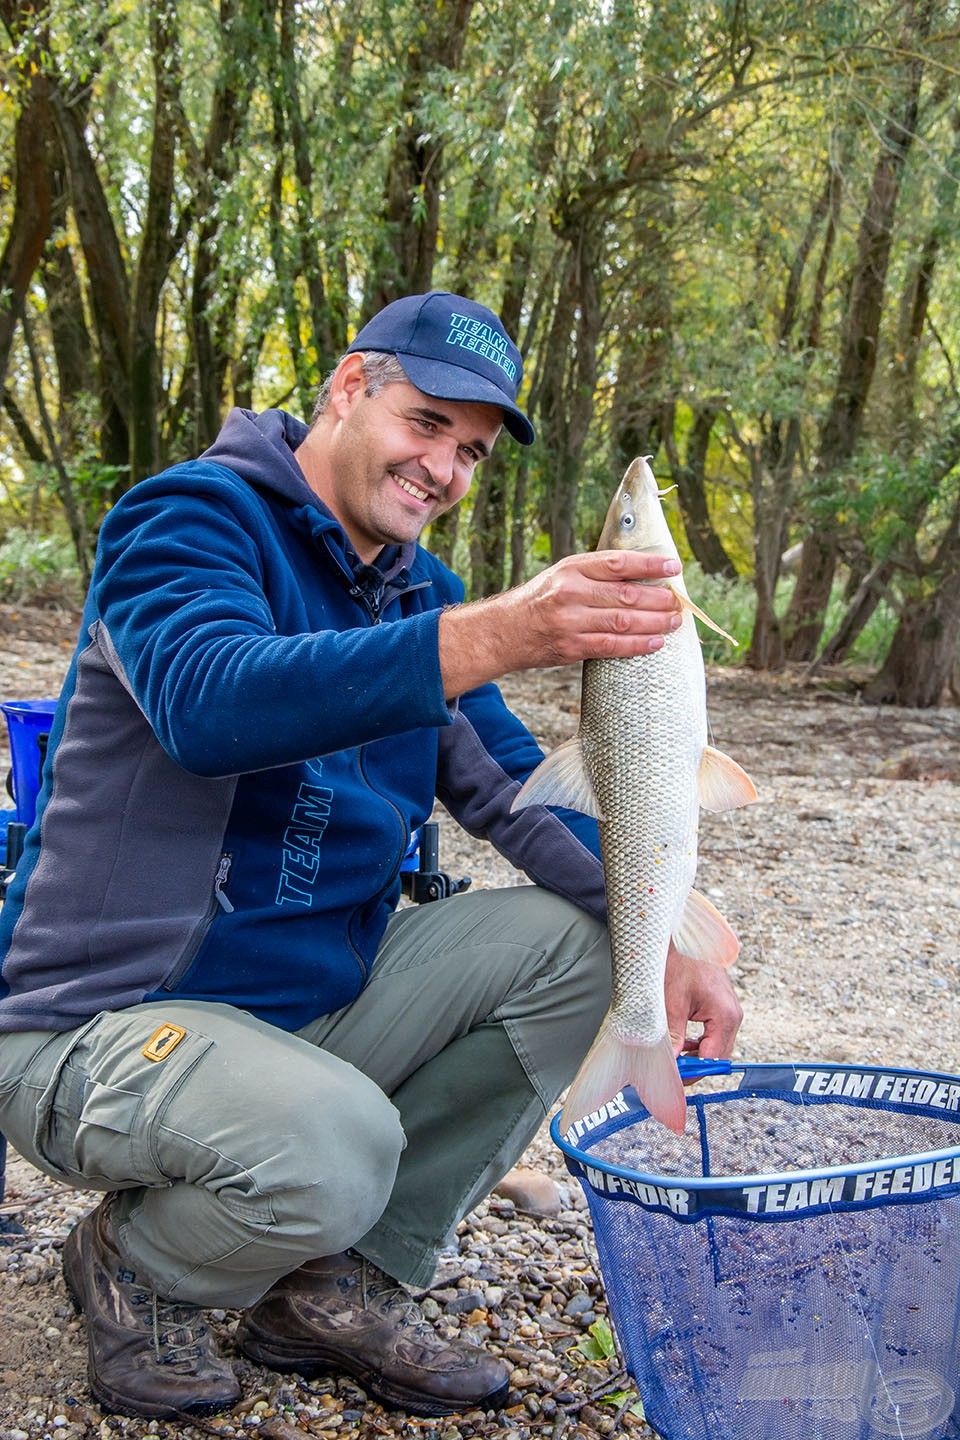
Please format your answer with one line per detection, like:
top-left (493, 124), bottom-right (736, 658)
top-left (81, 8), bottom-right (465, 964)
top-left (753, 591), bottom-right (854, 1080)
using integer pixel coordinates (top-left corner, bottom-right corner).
top-left (511, 457), bottom-right (757, 1134)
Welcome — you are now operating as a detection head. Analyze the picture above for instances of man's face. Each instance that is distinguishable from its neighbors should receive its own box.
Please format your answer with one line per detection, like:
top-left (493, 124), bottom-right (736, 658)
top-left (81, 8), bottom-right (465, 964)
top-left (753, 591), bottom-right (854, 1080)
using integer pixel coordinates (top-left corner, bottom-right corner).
top-left (303, 357), bottom-right (503, 561)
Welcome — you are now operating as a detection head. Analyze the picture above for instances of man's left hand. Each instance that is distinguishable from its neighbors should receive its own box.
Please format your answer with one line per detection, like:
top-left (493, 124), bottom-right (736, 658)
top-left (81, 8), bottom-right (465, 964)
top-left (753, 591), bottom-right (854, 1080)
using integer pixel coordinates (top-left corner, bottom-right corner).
top-left (664, 942), bottom-right (743, 1064)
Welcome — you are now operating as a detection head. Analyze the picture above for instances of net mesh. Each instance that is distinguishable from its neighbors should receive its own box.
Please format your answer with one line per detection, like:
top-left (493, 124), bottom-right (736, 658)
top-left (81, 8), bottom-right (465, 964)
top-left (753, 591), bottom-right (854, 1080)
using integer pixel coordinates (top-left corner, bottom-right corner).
top-left (561, 1074), bottom-right (960, 1440)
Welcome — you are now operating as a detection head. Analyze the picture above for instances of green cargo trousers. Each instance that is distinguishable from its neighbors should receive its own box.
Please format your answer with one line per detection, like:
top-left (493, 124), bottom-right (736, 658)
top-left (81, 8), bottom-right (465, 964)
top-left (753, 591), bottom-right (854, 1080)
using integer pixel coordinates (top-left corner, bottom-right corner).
top-left (0, 886), bottom-right (610, 1308)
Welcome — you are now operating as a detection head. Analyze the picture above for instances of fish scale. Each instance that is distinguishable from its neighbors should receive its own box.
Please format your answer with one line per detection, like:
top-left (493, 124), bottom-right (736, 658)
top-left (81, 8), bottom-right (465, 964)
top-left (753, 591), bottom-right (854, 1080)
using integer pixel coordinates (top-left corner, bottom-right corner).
top-left (512, 457), bottom-right (757, 1134)
top-left (583, 624), bottom-right (704, 1045)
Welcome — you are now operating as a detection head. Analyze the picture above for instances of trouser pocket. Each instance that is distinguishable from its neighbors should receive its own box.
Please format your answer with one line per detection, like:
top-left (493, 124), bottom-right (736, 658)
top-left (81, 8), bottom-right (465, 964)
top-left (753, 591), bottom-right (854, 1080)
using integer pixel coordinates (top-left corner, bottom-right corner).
top-left (29, 1010), bottom-right (214, 1190)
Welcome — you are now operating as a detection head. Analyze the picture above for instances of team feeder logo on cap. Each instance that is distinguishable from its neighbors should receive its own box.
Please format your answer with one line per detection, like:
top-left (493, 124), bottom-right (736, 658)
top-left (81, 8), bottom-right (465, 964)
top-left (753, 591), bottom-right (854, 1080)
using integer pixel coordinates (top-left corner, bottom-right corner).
top-left (444, 311), bottom-right (517, 382)
top-left (346, 291), bottom-right (535, 445)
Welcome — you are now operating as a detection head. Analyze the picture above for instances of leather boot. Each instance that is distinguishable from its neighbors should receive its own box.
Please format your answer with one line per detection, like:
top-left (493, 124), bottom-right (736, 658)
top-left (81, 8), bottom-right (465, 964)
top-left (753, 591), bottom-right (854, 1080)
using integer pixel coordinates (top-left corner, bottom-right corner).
top-left (237, 1250), bottom-right (510, 1416)
top-left (62, 1195), bottom-right (241, 1419)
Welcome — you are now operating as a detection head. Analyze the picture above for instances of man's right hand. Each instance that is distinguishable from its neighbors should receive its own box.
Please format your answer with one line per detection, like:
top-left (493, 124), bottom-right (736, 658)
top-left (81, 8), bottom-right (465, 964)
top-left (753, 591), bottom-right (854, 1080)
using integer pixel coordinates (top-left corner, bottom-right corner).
top-left (438, 550), bottom-right (684, 699)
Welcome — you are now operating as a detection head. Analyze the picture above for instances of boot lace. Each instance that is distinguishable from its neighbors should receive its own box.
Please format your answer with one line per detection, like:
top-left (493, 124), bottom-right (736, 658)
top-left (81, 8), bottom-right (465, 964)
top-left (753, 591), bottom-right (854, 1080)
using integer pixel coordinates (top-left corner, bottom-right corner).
top-left (130, 1287), bottom-right (212, 1368)
top-left (356, 1257), bottom-right (441, 1344)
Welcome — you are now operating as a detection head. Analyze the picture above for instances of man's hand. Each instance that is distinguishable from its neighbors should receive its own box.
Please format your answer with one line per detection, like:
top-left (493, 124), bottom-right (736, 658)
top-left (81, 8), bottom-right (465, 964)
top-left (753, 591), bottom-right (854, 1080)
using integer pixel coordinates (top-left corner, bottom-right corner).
top-left (664, 942), bottom-right (743, 1063)
top-left (439, 550), bottom-right (684, 698)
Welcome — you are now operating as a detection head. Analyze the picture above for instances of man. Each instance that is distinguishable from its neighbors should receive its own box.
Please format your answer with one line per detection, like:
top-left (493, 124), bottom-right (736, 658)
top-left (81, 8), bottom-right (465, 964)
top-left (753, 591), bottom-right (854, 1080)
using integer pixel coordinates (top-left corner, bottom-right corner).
top-left (0, 292), bottom-right (740, 1421)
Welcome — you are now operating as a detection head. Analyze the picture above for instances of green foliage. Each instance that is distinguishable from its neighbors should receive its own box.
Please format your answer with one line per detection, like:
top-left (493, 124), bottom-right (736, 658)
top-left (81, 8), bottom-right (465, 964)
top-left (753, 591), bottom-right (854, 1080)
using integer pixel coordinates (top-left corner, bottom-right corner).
top-left (600, 1387), bottom-right (646, 1420)
top-left (684, 562), bottom-right (758, 664)
top-left (819, 581), bottom-right (899, 669)
top-left (2, 0), bottom-right (959, 698)
top-left (576, 1316), bottom-right (617, 1362)
top-left (0, 529), bottom-right (82, 607)
top-left (575, 1320), bottom-right (645, 1419)
top-left (684, 561), bottom-right (900, 668)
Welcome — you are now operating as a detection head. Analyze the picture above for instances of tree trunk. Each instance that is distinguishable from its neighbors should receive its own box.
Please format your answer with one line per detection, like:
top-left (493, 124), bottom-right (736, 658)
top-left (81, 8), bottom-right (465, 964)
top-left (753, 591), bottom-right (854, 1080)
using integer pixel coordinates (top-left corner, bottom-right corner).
top-left (536, 224), bottom-right (602, 560)
top-left (813, 558), bottom-right (893, 668)
top-left (40, 168), bottom-right (96, 441)
top-left (609, 53), bottom-right (674, 474)
top-left (190, 0), bottom-right (264, 447)
top-left (818, 106), bottom-right (960, 678)
top-left (662, 405), bottom-right (737, 577)
top-left (864, 519), bottom-right (960, 705)
top-left (745, 149), bottom-right (843, 669)
top-left (510, 451), bottom-right (529, 589)
top-left (130, 0), bottom-right (183, 484)
top-left (39, 80), bottom-right (129, 472)
top-left (462, 24), bottom-right (567, 597)
top-left (365, 0), bottom-right (474, 313)
top-left (784, 4), bottom-right (929, 660)
top-left (0, 64), bottom-right (54, 386)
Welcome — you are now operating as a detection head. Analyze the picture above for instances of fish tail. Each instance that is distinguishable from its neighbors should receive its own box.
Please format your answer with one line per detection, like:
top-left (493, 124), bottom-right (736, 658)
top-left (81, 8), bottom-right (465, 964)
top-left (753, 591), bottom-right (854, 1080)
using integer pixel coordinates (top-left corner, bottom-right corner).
top-left (561, 1022), bottom-right (686, 1136)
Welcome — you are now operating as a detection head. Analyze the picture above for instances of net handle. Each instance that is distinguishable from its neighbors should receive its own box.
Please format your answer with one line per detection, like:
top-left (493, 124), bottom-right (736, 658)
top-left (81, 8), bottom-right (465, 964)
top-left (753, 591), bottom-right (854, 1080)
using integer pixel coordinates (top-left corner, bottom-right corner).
top-left (678, 1055), bottom-right (733, 1081)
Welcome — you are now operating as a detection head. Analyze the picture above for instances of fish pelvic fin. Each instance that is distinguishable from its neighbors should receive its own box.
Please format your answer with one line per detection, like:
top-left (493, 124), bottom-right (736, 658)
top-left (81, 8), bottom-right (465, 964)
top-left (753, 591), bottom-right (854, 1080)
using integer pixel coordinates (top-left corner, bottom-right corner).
top-left (698, 745), bottom-right (759, 812)
top-left (509, 736), bottom-right (603, 820)
top-left (561, 1022), bottom-right (686, 1136)
top-left (668, 584), bottom-right (738, 645)
top-left (673, 888), bottom-right (740, 967)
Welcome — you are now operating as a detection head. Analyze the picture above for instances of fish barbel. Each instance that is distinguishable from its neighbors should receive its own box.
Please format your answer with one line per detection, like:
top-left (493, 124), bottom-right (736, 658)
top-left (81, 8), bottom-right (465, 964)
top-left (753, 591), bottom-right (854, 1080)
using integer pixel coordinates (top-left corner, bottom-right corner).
top-left (511, 457), bottom-right (757, 1134)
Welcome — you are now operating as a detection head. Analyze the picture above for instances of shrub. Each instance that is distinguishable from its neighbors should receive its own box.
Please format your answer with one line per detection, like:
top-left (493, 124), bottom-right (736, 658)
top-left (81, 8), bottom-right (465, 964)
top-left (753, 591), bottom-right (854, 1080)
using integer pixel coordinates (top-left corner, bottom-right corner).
top-left (0, 530), bottom-right (83, 607)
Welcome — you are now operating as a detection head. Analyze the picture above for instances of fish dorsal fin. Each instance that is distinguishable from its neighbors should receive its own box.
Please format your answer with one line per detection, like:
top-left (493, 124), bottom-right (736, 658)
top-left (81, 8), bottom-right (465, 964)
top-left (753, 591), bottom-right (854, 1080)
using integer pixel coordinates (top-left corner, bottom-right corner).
top-left (510, 737), bottom-right (604, 820)
top-left (668, 584), bottom-right (738, 646)
top-left (672, 888), bottom-right (740, 968)
top-left (698, 746), bottom-right (759, 813)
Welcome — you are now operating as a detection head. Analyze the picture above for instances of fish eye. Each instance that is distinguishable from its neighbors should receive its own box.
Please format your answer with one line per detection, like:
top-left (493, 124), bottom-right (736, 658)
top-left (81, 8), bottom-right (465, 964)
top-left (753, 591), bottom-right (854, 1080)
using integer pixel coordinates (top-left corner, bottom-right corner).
top-left (620, 513), bottom-right (635, 529)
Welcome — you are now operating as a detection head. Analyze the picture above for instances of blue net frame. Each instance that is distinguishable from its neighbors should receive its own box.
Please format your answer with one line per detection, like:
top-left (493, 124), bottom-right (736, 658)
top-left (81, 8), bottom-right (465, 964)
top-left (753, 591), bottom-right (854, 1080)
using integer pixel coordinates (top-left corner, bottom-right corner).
top-left (553, 1061), bottom-right (960, 1440)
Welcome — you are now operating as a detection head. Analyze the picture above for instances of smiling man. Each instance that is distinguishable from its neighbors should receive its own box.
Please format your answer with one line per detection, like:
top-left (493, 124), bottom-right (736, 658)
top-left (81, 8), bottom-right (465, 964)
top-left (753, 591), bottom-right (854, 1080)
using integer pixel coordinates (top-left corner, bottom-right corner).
top-left (0, 292), bottom-right (741, 1422)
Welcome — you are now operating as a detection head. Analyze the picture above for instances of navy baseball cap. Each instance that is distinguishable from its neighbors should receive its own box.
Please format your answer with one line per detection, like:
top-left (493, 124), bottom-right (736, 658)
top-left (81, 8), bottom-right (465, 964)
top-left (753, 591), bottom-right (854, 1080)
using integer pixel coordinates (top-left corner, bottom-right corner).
top-left (346, 291), bottom-right (535, 445)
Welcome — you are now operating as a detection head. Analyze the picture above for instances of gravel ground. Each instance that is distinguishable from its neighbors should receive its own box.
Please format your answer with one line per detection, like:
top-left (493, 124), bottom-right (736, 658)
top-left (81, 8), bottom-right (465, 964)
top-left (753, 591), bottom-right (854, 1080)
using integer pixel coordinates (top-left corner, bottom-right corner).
top-left (0, 603), bottom-right (958, 1440)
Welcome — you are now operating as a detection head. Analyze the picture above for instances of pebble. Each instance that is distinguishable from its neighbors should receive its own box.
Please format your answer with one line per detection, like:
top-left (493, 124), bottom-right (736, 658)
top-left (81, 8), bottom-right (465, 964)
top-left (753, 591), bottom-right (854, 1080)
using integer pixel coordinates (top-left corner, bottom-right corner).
top-left (493, 1168), bottom-right (562, 1217)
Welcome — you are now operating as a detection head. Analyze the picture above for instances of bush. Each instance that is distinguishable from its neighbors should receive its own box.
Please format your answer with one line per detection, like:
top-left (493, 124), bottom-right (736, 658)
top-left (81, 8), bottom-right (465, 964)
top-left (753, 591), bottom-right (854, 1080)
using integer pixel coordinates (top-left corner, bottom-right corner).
top-left (683, 562), bottom-right (898, 668)
top-left (0, 530), bottom-right (83, 607)
top-left (681, 562), bottom-right (756, 664)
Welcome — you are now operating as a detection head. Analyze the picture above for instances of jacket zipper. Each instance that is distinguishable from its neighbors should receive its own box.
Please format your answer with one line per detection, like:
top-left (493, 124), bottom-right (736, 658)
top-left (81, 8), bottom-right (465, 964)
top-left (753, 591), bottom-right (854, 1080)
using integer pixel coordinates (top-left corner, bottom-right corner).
top-left (357, 750), bottom-right (408, 902)
top-left (162, 852), bottom-right (233, 990)
top-left (349, 584), bottom-right (382, 625)
top-left (213, 853), bottom-right (234, 912)
top-left (342, 751), bottom-right (410, 985)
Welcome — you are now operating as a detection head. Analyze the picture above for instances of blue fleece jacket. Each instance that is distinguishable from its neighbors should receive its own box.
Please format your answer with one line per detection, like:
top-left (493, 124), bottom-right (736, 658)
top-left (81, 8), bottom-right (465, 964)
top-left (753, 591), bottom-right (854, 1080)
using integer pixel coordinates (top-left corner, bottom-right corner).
top-left (0, 409), bottom-right (604, 1033)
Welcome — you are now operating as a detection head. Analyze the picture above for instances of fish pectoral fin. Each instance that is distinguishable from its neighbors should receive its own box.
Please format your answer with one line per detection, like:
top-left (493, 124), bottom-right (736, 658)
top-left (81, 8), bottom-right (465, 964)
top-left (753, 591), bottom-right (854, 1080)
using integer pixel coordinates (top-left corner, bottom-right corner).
top-left (561, 1024), bottom-right (686, 1136)
top-left (509, 737), bottom-right (603, 819)
top-left (698, 745), bottom-right (759, 812)
top-left (668, 584), bottom-right (738, 646)
top-left (673, 889), bottom-right (740, 968)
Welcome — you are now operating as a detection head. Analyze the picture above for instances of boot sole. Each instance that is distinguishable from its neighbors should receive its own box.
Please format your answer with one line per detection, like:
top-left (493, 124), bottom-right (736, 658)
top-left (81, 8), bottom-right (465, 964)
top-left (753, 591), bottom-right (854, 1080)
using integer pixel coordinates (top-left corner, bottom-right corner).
top-left (238, 1332), bottom-right (509, 1418)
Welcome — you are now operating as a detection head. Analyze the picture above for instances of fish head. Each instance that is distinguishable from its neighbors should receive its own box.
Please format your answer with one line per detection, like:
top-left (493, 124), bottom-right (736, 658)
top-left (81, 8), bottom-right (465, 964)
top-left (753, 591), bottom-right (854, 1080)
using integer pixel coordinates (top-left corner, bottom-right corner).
top-left (597, 456), bottom-right (680, 562)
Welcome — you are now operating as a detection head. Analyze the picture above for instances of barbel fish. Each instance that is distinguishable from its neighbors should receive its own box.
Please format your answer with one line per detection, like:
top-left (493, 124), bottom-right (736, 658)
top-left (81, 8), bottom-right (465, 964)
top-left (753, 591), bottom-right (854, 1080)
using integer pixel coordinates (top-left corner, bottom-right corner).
top-left (512, 458), bottom-right (757, 1134)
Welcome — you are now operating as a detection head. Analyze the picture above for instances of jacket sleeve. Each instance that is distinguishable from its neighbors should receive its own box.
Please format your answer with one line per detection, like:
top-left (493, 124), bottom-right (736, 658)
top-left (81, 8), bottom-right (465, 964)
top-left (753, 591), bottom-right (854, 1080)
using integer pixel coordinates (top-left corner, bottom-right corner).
top-left (436, 681), bottom-right (607, 921)
top-left (92, 470), bottom-right (455, 776)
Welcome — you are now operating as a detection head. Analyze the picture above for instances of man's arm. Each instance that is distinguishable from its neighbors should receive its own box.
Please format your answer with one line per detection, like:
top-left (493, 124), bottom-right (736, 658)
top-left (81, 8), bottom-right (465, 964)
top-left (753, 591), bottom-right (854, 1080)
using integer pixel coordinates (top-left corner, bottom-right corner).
top-left (438, 551), bottom-right (682, 698)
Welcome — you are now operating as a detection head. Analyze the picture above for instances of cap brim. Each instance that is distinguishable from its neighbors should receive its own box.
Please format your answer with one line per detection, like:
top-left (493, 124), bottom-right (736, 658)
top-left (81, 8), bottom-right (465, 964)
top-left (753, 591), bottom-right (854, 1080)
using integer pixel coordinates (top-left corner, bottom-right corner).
top-left (395, 353), bottom-right (536, 446)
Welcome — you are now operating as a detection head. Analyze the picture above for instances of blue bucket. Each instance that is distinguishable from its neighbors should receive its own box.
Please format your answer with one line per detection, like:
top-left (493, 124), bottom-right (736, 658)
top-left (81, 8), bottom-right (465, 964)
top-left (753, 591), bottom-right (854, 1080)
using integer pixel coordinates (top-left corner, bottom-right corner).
top-left (1, 698), bottom-right (58, 828)
top-left (554, 1060), bottom-right (960, 1440)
